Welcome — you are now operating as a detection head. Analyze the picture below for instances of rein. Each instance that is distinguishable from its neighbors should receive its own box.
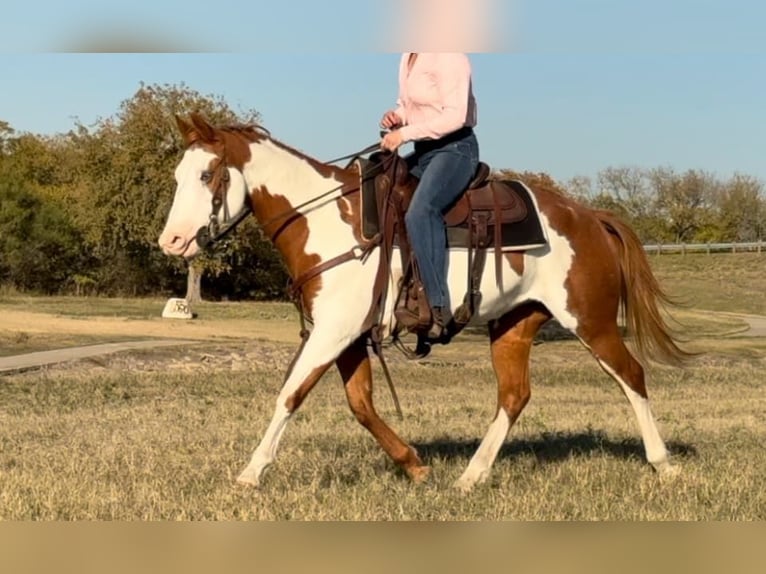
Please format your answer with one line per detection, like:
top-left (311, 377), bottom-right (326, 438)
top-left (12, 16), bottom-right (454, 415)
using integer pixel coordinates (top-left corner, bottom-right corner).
top-left (193, 140), bottom-right (405, 420)
top-left (195, 141), bottom-right (386, 249)
top-left (324, 142), bottom-right (382, 165)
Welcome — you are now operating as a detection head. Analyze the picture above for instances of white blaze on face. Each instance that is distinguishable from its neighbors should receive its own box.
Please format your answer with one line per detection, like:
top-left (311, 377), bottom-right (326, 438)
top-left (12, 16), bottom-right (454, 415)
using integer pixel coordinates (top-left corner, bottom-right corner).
top-left (158, 147), bottom-right (248, 259)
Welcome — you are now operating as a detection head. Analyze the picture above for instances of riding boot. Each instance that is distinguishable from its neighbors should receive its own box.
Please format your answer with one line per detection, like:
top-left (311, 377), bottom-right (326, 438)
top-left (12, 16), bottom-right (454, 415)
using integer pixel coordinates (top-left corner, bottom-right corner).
top-left (427, 306), bottom-right (446, 340)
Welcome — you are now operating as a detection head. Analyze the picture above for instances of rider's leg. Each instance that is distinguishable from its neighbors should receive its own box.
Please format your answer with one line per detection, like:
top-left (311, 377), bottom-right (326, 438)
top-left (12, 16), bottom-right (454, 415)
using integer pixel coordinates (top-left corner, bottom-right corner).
top-left (403, 133), bottom-right (479, 335)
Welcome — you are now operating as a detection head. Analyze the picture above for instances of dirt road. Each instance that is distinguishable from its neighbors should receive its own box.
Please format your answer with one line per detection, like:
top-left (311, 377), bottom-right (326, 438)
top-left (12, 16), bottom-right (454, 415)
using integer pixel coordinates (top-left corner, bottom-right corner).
top-left (1, 308), bottom-right (302, 343)
top-left (1, 308), bottom-right (764, 375)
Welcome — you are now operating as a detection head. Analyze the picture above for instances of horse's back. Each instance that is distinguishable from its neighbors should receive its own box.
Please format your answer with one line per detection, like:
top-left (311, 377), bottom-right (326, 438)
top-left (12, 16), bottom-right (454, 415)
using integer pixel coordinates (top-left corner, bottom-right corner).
top-left (444, 185), bottom-right (622, 326)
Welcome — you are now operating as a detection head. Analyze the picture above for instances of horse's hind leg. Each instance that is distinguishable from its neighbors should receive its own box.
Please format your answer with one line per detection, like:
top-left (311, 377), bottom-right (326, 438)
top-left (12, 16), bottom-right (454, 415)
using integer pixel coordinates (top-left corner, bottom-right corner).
top-left (336, 336), bottom-right (430, 482)
top-left (579, 325), bottom-right (676, 476)
top-left (455, 304), bottom-right (551, 492)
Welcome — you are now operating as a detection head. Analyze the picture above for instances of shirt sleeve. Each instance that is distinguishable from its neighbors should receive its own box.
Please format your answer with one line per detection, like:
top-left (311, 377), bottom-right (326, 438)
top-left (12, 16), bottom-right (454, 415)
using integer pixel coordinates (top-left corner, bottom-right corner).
top-left (398, 53), bottom-right (472, 143)
top-left (393, 97), bottom-right (407, 125)
top-left (392, 54), bottom-right (408, 125)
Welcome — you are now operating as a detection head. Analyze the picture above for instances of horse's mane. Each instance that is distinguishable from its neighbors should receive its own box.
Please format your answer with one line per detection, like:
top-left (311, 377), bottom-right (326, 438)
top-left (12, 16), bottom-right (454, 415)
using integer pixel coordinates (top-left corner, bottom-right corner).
top-left (214, 120), bottom-right (350, 176)
top-left (219, 122), bottom-right (271, 139)
top-left (219, 121), bottom-right (347, 173)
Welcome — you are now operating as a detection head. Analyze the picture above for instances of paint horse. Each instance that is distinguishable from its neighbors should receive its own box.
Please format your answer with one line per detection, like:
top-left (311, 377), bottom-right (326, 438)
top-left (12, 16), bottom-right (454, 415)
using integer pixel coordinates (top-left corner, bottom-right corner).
top-left (159, 113), bottom-right (689, 490)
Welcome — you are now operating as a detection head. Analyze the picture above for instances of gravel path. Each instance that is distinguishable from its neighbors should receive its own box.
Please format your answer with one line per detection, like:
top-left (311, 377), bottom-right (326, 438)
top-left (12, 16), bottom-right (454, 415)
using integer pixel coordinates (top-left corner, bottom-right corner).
top-left (0, 340), bottom-right (199, 375)
top-left (741, 316), bottom-right (766, 337)
top-left (711, 313), bottom-right (766, 338)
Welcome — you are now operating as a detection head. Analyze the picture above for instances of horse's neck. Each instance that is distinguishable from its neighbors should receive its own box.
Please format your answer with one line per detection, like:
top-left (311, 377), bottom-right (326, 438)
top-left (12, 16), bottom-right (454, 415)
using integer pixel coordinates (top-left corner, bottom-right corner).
top-left (242, 137), bottom-right (359, 269)
top-left (244, 137), bottom-right (349, 207)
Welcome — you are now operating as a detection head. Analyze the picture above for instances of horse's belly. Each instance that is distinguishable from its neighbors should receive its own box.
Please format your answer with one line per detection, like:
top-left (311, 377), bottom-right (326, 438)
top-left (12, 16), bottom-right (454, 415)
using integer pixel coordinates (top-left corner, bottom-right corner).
top-left (445, 248), bottom-right (530, 324)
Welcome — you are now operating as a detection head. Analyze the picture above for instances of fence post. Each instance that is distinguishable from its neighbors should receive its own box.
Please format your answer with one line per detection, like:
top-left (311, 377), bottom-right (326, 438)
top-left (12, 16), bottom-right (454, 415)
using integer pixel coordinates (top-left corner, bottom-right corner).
top-left (706, 242), bottom-right (711, 255)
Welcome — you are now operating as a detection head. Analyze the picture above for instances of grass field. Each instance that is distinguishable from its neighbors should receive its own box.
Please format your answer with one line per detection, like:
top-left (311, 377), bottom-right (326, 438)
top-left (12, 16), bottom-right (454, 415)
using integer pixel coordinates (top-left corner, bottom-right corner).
top-left (0, 343), bottom-right (763, 520)
top-left (648, 252), bottom-right (766, 315)
top-left (0, 253), bottom-right (764, 520)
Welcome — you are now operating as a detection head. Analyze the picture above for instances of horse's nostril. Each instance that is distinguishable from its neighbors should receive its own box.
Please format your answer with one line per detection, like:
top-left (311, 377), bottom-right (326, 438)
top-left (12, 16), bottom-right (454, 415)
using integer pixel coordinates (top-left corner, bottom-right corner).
top-left (159, 233), bottom-right (187, 252)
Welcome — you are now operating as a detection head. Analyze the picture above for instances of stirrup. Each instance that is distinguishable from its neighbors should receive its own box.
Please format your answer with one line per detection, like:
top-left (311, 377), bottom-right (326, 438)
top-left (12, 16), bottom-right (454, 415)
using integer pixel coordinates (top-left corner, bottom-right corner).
top-left (392, 333), bottom-right (432, 360)
top-left (394, 306), bottom-right (423, 329)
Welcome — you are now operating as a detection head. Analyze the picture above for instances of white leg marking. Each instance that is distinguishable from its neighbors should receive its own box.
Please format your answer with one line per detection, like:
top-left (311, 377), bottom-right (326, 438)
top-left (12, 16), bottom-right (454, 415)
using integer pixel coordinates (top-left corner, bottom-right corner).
top-left (236, 401), bottom-right (292, 487)
top-left (236, 327), bottom-right (354, 486)
top-left (597, 360), bottom-right (678, 476)
top-left (454, 411), bottom-right (511, 492)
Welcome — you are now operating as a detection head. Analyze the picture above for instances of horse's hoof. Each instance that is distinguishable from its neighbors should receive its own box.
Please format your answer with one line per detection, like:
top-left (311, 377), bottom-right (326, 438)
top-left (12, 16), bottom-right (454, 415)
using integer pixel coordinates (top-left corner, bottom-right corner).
top-left (656, 462), bottom-right (681, 482)
top-left (236, 468), bottom-right (262, 488)
top-left (453, 467), bottom-right (490, 492)
top-left (408, 465), bottom-right (431, 484)
top-left (453, 477), bottom-right (475, 493)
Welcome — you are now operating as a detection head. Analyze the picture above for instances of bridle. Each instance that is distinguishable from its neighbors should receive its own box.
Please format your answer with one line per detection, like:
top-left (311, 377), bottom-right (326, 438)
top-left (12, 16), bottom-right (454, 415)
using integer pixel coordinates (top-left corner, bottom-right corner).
top-left (194, 141), bottom-right (386, 250)
top-left (189, 137), bottom-right (404, 419)
top-left (194, 153), bottom-right (248, 250)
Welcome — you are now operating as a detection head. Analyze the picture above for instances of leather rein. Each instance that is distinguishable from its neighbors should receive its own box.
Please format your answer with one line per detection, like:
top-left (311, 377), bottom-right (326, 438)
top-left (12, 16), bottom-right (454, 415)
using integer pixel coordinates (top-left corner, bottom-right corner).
top-left (195, 141), bottom-right (383, 250)
top-left (193, 141), bottom-right (405, 419)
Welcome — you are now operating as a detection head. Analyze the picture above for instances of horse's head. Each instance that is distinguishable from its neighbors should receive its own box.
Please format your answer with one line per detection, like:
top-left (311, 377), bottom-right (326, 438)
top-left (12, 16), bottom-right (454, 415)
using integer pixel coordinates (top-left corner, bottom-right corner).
top-left (158, 113), bottom-right (251, 259)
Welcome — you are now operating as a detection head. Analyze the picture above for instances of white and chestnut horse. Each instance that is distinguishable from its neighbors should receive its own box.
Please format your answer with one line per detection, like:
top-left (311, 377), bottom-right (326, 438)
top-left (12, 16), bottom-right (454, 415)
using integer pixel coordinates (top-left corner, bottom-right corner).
top-left (159, 113), bottom-right (689, 490)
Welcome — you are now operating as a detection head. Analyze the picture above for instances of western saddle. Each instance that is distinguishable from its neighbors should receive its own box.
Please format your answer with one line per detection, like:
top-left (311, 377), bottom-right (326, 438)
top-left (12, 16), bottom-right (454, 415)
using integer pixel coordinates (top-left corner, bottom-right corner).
top-left (352, 150), bottom-right (537, 357)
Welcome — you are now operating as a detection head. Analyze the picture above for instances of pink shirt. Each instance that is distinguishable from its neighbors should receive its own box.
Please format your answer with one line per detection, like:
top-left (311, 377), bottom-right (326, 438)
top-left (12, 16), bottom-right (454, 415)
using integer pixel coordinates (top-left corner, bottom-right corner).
top-left (393, 52), bottom-right (478, 144)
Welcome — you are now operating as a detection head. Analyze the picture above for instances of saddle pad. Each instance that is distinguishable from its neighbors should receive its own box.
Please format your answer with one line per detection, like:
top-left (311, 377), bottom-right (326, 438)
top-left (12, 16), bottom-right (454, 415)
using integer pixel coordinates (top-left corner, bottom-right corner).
top-left (446, 179), bottom-right (549, 251)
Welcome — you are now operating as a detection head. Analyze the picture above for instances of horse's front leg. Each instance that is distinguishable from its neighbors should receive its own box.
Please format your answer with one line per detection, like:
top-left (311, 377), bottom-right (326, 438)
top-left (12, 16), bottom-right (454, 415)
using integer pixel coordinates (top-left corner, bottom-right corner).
top-left (236, 328), bottom-right (349, 487)
top-left (337, 336), bottom-right (430, 482)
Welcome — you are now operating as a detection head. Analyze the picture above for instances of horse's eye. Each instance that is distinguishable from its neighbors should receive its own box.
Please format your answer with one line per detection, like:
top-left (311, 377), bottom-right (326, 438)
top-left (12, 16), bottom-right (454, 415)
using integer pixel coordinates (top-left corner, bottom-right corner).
top-left (200, 171), bottom-right (213, 183)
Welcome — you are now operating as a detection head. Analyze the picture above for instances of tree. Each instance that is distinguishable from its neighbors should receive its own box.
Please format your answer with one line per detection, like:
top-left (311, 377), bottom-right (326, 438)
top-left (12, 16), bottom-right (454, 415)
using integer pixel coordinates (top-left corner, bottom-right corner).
top-left (650, 167), bottom-right (718, 243)
top-left (594, 167), bottom-right (668, 242)
top-left (563, 174), bottom-right (594, 203)
top-left (0, 120), bottom-right (14, 155)
top-left (60, 82), bottom-right (268, 297)
top-left (1, 84), bottom-right (291, 299)
top-left (716, 174), bottom-right (765, 242)
top-left (0, 177), bottom-right (85, 293)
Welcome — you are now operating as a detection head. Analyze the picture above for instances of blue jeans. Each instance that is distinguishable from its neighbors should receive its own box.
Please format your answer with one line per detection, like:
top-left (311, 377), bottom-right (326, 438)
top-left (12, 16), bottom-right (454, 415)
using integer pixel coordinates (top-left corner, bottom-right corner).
top-left (404, 128), bottom-right (480, 309)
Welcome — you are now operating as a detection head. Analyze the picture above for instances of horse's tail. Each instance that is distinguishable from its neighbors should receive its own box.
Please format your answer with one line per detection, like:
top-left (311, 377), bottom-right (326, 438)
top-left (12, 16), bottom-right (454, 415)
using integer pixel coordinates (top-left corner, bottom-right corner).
top-left (594, 210), bottom-right (694, 367)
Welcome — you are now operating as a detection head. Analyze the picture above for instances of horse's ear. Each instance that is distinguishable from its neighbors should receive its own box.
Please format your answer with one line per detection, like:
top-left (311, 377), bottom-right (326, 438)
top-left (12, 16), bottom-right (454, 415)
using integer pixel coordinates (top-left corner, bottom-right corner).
top-left (189, 112), bottom-right (216, 143)
top-left (175, 115), bottom-right (198, 145)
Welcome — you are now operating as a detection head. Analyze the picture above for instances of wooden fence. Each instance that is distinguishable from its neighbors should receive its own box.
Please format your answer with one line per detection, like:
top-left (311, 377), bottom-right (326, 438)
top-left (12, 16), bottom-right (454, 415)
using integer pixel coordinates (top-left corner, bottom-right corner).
top-left (643, 242), bottom-right (764, 255)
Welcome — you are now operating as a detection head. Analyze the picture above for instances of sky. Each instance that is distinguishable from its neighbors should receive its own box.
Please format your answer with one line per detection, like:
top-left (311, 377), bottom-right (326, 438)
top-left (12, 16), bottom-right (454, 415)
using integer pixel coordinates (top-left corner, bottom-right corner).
top-left (1, 0), bottom-right (764, 187)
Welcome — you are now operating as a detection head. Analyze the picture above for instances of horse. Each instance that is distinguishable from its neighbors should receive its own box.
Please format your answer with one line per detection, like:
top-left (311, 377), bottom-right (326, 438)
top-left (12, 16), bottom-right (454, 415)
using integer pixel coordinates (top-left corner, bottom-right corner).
top-left (158, 113), bottom-right (690, 491)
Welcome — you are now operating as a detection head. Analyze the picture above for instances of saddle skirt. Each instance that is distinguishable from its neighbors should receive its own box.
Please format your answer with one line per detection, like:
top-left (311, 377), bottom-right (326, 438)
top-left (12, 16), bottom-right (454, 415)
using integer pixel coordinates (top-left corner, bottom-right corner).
top-left (353, 156), bottom-right (548, 253)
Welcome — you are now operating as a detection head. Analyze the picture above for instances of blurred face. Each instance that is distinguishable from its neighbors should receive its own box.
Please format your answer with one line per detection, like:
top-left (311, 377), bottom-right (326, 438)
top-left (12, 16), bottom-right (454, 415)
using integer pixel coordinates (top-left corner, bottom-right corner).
top-left (385, 0), bottom-right (513, 52)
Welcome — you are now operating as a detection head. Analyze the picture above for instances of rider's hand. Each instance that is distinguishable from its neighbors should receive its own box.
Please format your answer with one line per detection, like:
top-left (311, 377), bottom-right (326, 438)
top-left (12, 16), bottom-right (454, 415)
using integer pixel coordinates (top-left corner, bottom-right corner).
top-left (380, 129), bottom-right (404, 152)
top-left (380, 110), bottom-right (402, 130)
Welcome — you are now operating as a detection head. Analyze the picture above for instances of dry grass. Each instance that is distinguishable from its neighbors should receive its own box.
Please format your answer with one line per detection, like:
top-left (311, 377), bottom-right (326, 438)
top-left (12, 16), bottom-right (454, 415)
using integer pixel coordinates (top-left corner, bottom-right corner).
top-left (0, 294), bottom-right (295, 322)
top-left (0, 336), bottom-right (763, 521)
top-left (649, 253), bottom-right (766, 315)
top-left (0, 254), bottom-right (764, 521)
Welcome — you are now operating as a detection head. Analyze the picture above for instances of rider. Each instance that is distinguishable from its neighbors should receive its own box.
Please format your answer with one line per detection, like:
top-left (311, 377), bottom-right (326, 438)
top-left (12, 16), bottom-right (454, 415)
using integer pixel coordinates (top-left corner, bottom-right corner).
top-left (380, 52), bottom-right (479, 338)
